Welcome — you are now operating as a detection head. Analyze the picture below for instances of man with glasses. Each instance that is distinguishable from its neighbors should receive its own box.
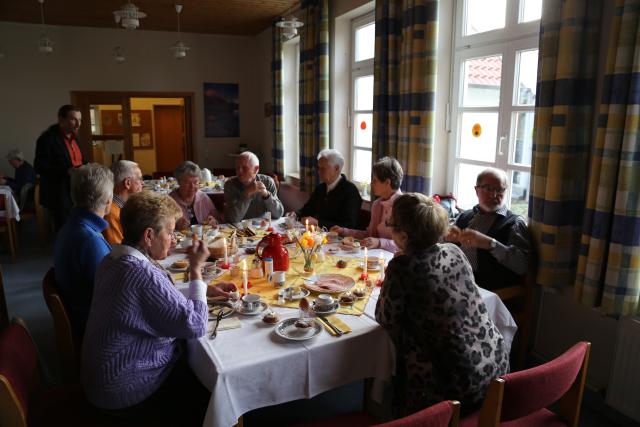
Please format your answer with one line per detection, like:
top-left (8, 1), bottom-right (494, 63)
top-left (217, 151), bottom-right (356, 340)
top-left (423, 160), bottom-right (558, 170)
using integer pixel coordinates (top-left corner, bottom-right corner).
top-left (103, 160), bottom-right (144, 244)
top-left (446, 168), bottom-right (530, 290)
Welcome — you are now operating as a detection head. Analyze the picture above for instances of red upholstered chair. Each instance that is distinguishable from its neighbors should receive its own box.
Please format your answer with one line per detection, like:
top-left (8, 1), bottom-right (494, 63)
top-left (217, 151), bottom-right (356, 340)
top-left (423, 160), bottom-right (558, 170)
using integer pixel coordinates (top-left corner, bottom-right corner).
top-left (292, 400), bottom-right (460, 427)
top-left (460, 342), bottom-right (591, 427)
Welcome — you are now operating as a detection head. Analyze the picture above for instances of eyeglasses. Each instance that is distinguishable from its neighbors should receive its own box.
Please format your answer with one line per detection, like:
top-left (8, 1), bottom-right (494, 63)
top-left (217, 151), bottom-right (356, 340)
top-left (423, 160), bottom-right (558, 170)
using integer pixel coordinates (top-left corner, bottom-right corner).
top-left (476, 184), bottom-right (506, 195)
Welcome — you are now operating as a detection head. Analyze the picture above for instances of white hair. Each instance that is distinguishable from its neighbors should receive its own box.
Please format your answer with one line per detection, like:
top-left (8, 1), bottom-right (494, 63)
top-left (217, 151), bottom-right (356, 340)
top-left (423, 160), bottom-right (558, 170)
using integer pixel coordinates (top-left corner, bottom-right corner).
top-left (6, 150), bottom-right (24, 162)
top-left (476, 168), bottom-right (508, 187)
top-left (110, 160), bottom-right (139, 184)
top-left (71, 163), bottom-right (114, 211)
top-left (317, 149), bottom-right (344, 170)
top-left (238, 151), bottom-right (259, 167)
top-left (174, 161), bottom-right (201, 180)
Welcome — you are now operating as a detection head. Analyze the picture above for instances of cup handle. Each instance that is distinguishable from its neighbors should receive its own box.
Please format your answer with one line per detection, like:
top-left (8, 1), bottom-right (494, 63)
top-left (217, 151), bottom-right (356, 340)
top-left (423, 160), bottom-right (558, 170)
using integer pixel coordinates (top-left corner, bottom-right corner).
top-left (267, 272), bottom-right (274, 284)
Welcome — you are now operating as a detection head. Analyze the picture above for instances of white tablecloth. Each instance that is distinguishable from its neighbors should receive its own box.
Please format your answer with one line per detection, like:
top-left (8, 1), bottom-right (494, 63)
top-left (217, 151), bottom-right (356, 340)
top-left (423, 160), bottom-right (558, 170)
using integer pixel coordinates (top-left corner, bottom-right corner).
top-left (0, 185), bottom-right (20, 221)
top-left (163, 229), bottom-right (517, 427)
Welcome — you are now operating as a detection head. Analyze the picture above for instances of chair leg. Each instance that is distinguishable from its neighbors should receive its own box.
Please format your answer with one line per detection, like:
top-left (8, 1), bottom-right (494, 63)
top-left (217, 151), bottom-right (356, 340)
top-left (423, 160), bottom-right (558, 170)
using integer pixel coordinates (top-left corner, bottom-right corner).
top-left (6, 219), bottom-right (16, 262)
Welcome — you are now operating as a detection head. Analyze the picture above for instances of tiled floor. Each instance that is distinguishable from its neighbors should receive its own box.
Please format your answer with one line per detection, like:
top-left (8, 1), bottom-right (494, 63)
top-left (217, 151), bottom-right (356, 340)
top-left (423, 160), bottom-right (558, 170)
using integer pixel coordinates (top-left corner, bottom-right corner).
top-left (2, 220), bottom-right (638, 426)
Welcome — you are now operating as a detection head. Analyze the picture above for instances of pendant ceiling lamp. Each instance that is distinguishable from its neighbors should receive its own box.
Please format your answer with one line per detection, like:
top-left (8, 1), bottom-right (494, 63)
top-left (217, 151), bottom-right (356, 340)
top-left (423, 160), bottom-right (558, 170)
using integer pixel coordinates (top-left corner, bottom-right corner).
top-left (37, 0), bottom-right (54, 53)
top-left (170, 4), bottom-right (190, 59)
top-left (276, 16), bottom-right (303, 40)
top-left (113, 1), bottom-right (147, 30)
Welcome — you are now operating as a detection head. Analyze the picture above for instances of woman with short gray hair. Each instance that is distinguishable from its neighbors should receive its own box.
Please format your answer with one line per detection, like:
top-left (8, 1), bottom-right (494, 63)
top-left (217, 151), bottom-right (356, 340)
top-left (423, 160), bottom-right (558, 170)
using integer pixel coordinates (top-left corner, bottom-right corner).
top-left (0, 149), bottom-right (37, 197)
top-left (332, 156), bottom-right (403, 251)
top-left (54, 163), bottom-right (114, 341)
top-left (170, 161), bottom-right (220, 230)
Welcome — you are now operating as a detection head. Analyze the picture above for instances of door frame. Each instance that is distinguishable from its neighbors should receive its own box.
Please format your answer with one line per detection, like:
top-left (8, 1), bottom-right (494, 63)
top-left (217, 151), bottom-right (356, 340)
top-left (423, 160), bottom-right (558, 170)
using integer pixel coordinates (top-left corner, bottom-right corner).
top-left (71, 91), bottom-right (195, 164)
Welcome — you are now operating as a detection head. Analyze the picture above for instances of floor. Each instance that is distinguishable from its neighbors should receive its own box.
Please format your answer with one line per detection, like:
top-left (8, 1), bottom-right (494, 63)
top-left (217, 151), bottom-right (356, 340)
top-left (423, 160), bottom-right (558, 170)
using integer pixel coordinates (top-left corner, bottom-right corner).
top-left (2, 219), bottom-right (638, 426)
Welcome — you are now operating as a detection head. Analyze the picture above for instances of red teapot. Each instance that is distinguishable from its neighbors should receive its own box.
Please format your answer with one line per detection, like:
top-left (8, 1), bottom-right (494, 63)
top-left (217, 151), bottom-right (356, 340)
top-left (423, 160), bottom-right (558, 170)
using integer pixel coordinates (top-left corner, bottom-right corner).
top-left (256, 232), bottom-right (289, 272)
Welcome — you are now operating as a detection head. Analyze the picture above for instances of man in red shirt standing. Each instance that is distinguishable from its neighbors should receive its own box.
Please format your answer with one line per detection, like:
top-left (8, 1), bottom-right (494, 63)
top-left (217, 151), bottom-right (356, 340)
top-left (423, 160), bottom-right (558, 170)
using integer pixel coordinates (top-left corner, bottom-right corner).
top-left (35, 104), bottom-right (87, 231)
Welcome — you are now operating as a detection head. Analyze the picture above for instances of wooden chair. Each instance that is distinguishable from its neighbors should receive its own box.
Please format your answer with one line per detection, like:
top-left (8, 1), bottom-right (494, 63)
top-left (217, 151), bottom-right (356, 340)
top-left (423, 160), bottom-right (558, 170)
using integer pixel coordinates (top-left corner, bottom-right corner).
top-left (42, 268), bottom-right (79, 383)
top-left (18, 180), bottom-right (49, 242)
top-left (0, 194), bottom-right (16, 262)
top-left (292, 400), bottom-right (461, 427)
top-left (460, 342), bottom-right (591, 427)
top-left (0, 266), bottom-right (8, 331)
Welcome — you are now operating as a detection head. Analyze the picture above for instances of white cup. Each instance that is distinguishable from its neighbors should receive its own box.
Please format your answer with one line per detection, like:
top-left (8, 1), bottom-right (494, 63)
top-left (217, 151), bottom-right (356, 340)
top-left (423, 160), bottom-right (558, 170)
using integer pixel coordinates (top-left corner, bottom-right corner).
top-left (242, 294), bottom-right (262, 311)
top-left (191, 224), bottom-right (203, 239)
top-left (268, 271), bottom-right (286, 287)
top-left (315, 293), bottom-right (335, 309)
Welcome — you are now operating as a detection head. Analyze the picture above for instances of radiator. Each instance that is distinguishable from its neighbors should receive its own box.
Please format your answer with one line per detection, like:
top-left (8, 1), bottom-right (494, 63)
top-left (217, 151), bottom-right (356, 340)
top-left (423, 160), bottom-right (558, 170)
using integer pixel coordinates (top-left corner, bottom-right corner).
top-left (606, 317), bottom-right (640, 422)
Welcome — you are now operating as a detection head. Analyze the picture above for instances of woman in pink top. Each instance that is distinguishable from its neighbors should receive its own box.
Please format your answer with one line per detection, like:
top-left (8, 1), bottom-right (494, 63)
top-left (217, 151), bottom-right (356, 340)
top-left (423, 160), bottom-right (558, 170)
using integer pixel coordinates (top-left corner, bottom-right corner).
top-left (170, 161), bottom-right (220, 230)
top-left (332, 157), bottom-right (403, 252)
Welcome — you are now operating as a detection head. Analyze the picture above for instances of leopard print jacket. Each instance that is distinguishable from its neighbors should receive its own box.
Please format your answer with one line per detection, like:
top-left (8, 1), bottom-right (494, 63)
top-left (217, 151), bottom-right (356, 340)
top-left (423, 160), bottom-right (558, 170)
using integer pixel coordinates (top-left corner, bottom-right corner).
top-left (375, 243), bottom-right (509, 416)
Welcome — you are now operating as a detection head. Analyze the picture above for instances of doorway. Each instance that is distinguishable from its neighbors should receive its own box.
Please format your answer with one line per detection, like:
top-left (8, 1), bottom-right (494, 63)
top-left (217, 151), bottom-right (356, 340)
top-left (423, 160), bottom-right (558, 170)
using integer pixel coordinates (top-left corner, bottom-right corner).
top-left (71, 91), bottom-right (194, 176)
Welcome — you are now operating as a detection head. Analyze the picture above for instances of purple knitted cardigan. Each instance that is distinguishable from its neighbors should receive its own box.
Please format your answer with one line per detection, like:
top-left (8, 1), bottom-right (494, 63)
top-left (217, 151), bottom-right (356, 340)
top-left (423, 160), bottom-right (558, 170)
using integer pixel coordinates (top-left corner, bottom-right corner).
top-left (81, 245), bottom-right (208, 410)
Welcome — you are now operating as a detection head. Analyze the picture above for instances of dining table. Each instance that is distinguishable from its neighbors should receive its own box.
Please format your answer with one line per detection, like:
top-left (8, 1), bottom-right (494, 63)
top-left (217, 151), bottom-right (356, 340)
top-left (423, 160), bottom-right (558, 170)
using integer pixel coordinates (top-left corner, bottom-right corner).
top-left (160, 220), bottom-right (518, 427)
top-left (0, 185), bottom-right (21, 221)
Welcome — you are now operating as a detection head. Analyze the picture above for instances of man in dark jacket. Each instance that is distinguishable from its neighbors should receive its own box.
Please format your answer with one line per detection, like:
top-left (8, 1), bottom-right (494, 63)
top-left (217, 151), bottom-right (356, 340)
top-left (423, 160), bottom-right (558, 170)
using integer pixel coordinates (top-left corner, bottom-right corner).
top-left (296, 149), bottom-right (362, 229)
top-left (0, 150), bottom-right (37, 204)
top-left (34, 104), bottom-right (87, 231)
top-left (446, 168), bottom-right (531, 290)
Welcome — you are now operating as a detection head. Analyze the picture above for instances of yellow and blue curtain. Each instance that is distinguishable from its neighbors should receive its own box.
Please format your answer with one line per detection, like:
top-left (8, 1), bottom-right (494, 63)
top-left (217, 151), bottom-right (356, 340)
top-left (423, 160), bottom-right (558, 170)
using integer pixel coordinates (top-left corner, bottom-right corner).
top-left (531, 0), bottom-right (640, 316)
top-left (373, 0), bottom-right (438, 194)
top-left (299, 0), bottom-right (330, 192)
top-left (271, 24), bottom-right (284, 175)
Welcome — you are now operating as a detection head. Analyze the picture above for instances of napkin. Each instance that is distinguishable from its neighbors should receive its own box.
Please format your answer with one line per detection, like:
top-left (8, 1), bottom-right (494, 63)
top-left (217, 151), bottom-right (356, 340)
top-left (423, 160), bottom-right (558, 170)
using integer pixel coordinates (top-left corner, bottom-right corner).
top-left (207, 317), bottom-right (242, 334)
top-left (320, 315), bottom-right (352, 336)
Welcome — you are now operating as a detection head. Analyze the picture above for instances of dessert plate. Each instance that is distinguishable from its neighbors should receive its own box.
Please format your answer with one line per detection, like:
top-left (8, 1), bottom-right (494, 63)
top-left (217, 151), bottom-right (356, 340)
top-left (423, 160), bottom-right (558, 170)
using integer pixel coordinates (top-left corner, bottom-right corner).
top-left (275, 318), bottom-right (322, 341)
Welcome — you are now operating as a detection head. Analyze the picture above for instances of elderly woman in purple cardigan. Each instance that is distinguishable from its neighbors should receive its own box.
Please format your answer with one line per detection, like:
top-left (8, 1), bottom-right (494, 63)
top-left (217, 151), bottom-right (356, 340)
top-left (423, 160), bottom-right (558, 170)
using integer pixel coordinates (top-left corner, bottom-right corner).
top-left (81, 191), bottom-right (236, 425)
top-left (170, 160), bottom-right (220, 230)
top-left (332, 157), bottom-right (403, 252)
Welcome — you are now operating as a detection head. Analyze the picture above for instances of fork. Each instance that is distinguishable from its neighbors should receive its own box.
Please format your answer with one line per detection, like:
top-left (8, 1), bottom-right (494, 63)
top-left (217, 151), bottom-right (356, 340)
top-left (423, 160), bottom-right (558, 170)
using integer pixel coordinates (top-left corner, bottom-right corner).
top-left (210, 310), bottom-right (224, 339)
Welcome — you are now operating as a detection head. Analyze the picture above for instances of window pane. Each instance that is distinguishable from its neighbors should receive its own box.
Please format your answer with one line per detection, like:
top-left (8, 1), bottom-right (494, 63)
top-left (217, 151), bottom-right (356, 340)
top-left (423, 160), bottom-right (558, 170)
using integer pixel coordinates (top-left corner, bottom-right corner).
top-left (515, 49), bottom-right (538, 105)
top-left (354, 75), bottom-right (374, 110)
top-left (465, 0), bottom-right (506, 36)
top-left (512, 112), bottom-right (534, 166)
top-left (456, 163), bottom-right (486, 209)
top-left (462, 55), bottom-right (502, 107)
top-left (520, 0), bottom-right (542, 23)
top-left (459, 112), bottom-right (498, 162)
top-left (353, 149), bottom-right (372, 183)
top-left (354, 113), bottom-right (372, 148)
top-left (510, 170), bottom-right (530, 219)
top-left (355, 22), bottom-right (375, 62)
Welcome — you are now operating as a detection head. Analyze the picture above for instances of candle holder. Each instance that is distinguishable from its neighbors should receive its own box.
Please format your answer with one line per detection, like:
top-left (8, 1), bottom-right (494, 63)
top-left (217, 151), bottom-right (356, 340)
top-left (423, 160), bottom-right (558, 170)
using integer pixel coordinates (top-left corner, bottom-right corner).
top-left (359, 272), bottom-right (368, 281)
top-left (220, 262), bottom-right (230, 270)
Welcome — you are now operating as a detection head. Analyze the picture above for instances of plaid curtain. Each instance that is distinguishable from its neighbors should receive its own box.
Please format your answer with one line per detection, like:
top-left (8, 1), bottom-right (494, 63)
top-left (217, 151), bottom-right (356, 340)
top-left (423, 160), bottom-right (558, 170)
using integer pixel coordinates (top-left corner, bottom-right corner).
top-left (372, 0), bottom-right (438, 194)
top-left (271, 24), bottom-right (284, 175)
top-left (298, 0), bottom-right (330, 192)
top-left (574, 0), bottom-right (640, 316)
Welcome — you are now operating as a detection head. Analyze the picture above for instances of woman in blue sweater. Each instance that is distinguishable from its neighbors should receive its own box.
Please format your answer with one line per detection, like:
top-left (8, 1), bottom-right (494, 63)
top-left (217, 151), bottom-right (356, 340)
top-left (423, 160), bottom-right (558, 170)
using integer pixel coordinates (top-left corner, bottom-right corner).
top-left (82, 191), bottom-right (236, 425)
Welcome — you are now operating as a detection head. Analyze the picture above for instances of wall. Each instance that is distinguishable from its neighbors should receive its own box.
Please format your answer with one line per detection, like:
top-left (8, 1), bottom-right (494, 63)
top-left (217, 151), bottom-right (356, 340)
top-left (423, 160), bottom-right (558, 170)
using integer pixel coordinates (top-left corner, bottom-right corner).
top-left (0, 21), bottom-right (270, 176)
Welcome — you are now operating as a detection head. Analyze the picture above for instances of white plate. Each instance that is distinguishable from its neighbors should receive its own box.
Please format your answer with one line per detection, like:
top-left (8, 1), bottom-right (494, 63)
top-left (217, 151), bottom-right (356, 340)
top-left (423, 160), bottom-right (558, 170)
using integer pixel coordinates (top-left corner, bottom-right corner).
top-left (311, 301), bottom-right (339, 315)
top-left (280, 287), bottom-right (310, 300)
top-left (207, 302), bottom-right (235, 318)
top-left (236, 301), bottom-right (269, 316)
top-left (275, 318), bottom-right (322, 341)
top-left (359, 262), bottom-right (382, 272)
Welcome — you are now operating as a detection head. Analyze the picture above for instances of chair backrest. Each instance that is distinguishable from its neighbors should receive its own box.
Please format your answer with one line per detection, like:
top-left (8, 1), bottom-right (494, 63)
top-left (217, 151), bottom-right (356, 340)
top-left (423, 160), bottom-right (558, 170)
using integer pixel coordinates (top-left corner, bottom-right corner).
top-left (500, 341), bottom-right (591, 424)
top-left (0, 266), bottom-right (8, 331)
top-left (375, 400), bottom-right (461, 427)
top-left (0, 318), bottom-right (41, 427)
top-left (42, 268), bottom-right (79, 382)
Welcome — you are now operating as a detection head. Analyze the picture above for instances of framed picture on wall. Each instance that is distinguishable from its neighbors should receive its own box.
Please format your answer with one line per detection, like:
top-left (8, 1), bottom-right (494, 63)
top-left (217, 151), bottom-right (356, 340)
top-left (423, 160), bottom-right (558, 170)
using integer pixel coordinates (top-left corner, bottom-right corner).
top-left (132, 133), bottom-right (140, 147)
top-left (131, 110), bottom-right (153, 150)
top-left (203, 82), bottom-right (239, 137)
top-left (140, 133), bottom-right (152, 147)
top-left (131, 112), bottom-right (141, 127)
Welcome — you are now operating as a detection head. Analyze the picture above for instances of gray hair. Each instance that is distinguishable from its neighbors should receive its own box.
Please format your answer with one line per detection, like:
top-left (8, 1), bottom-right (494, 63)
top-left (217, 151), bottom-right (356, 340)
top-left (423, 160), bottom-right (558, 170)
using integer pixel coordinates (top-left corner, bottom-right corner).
top-left (174, 161), bottom-right (201, 180)
top-left (372, 157), bottom-right (403, 190)
top-left (238, 151), bottom-right (259, 167)
top-left (317, 149), bottom-right (344, 170)
top-left (110, 160), bottom-right (139, 184)
top-left (6, 150), bottom-right (24, 162)
top-left (71, 163), bottom-right (114, 211)
top-left (476, 168), bottom-right (508, 188)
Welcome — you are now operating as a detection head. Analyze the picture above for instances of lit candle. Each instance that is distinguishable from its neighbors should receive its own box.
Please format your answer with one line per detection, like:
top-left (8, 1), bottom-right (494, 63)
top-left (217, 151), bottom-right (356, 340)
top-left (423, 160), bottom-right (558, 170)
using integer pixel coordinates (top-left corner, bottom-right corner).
top-left (305, 219), bottom-right (309, 231)
top-left (242, 259), bottom-right (248, 296)
top-left (310, 224), bottom-right (315, 233)
top-left (378, 255), bottom-right (385, 282)
top-left (223, 237), bottom-right (228, 265)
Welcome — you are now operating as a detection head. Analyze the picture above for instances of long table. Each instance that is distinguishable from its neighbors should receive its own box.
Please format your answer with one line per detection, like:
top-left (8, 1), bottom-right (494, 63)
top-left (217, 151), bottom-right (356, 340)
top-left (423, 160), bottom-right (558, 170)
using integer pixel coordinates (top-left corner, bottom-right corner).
top-left (161, 226), bottom-right (517, 427)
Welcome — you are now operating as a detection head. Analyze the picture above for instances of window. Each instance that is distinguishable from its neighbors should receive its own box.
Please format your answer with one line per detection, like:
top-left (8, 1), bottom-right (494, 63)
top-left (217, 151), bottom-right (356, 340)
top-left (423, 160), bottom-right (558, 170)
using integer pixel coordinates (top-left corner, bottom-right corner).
top-left (449, 0), bottom-right (541, 217)
top-left (350, 13), bottom-right (375, 184)
top-left (283, 37), bottom-right (300, 177)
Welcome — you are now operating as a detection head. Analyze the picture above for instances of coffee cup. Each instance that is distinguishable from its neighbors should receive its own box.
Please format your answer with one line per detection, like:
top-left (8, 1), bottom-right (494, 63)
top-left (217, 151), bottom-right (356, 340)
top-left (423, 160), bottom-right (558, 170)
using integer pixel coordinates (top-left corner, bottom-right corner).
top-left (268, 271), bottom-right (286, 287)
top-left (327, 231), bottom-right (339, 242)
top-left (191, 224), bottom-right (203, 239)
top-left (315, 293), bottom-right (335, 309)
top-left (367, 258), bottom-right (379, 270)
top-left (241, 294), bottom-right (262, 312)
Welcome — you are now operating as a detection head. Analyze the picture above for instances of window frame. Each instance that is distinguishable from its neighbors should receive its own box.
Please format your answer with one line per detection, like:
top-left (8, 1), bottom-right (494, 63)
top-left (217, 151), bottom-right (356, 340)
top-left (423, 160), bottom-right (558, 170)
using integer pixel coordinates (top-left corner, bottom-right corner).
top-left (282, 36), bottom-right (301, 178)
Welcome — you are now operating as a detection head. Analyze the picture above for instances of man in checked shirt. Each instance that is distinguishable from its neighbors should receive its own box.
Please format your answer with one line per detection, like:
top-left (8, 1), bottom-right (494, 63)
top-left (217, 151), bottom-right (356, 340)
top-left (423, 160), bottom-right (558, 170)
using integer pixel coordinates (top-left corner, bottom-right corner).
top-left (446, 168), bottom-right (531, 291)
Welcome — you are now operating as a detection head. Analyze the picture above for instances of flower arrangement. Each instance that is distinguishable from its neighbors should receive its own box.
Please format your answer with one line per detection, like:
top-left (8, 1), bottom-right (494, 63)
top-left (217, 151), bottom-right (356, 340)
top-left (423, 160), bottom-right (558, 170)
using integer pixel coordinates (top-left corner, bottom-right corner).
top-left (290, 227), bottom-right (327, 273)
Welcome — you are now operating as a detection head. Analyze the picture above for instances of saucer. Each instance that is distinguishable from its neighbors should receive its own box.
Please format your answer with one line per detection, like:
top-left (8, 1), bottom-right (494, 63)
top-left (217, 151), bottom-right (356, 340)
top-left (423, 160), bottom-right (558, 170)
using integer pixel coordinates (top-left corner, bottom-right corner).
top-left (280, 287), bottom-right (310, 300)
top-left (168, 265), bottom-right (188, 272)
top-left (236, 301), bottom-right (269, 316)
top-left (359, 262), bottom-right (382, 272)
top-left (311, 301), bottom-right (339, 315)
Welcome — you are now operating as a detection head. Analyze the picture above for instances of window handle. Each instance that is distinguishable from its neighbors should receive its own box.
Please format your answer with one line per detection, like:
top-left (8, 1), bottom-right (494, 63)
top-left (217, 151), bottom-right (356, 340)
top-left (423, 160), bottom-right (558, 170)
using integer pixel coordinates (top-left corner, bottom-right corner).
top-left (498, 136), bottom-right (506, 156)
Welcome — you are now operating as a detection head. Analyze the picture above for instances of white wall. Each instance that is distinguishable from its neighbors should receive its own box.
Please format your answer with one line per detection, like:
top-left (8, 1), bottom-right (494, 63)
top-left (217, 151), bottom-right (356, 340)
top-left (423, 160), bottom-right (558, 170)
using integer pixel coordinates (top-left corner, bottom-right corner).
top-left (0, 21), bottom-right (270, 176)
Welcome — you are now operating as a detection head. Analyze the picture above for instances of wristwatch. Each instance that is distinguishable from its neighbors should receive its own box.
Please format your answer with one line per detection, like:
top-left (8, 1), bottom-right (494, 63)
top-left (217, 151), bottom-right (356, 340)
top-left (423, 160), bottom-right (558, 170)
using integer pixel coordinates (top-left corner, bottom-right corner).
top-left (490, 238), bottom-right (498, 250)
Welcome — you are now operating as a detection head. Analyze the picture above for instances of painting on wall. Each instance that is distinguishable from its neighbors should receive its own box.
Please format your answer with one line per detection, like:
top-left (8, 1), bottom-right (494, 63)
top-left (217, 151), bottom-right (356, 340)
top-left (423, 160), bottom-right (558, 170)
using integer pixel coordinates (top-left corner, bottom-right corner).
top-left (203, 83), bottom-right (239, 137)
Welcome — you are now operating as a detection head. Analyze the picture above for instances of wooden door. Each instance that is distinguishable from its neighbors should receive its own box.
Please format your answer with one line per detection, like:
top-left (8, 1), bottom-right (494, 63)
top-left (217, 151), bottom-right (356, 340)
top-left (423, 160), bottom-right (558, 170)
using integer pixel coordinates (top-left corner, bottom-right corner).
top-left (154, 105), bottom-right (186, 173)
